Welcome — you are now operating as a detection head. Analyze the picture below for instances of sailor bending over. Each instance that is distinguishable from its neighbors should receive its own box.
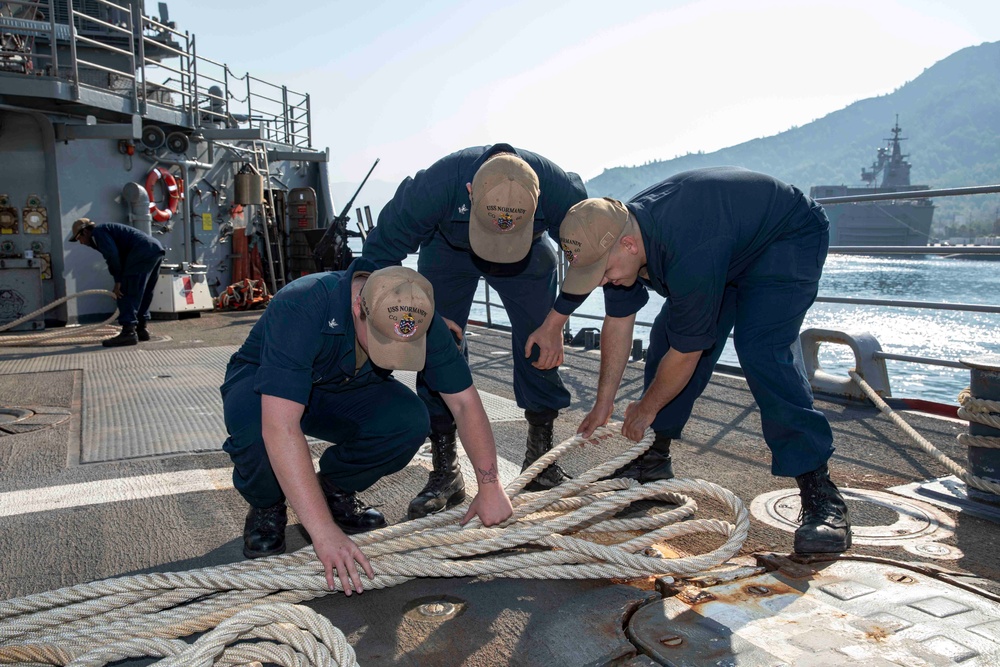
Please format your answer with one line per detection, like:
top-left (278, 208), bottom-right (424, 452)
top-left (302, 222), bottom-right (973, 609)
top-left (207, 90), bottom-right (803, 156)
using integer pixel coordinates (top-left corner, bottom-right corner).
top-left (362, 145), bottom-right (586, 520)
top-left (67, 218), bottom-right (164, 347)
top-left (554, 167), bottom-right (851, 554)
top-left (220, 261), bottom-right (513, 593)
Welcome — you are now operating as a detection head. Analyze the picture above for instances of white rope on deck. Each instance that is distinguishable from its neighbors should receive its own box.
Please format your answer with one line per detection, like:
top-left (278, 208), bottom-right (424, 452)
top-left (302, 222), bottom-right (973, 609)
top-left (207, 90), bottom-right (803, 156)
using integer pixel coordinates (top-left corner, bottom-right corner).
top-left (0, 290), bottom-right (119, 346)
top-left (849, 370), bottom-right (1000, 496)
top-left (0, 424), bottom-right (750, 666)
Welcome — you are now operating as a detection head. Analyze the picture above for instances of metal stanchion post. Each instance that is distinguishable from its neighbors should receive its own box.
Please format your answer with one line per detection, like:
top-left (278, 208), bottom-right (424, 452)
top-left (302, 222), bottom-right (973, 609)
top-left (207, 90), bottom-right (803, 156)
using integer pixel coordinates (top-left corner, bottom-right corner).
top-left (961, 358), bottom-right (1000, 505)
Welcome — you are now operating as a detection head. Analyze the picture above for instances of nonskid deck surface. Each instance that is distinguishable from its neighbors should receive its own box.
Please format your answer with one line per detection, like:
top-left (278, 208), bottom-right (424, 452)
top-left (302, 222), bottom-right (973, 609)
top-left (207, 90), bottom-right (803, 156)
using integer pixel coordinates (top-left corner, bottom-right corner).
top-left (1, 311), bottom-right (998, 665)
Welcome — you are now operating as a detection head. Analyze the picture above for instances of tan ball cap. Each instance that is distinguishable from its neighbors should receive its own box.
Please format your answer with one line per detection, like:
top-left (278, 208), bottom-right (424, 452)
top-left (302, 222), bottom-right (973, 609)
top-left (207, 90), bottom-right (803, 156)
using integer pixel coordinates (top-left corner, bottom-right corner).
top-left (559, 198), bottom-right (630, 295)
top-left (68, 217), bottom-right (96, 242)
top-left (360, 266), bottom-right (435, 371)
top-left (468, 153), bottom-right (540, 263)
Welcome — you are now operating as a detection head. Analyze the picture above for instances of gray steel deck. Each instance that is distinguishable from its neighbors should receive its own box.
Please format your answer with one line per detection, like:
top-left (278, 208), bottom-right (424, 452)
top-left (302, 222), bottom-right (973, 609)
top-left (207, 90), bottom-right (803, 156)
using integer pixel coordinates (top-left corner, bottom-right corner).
top-left (1, 310), bottom-right (998, 665)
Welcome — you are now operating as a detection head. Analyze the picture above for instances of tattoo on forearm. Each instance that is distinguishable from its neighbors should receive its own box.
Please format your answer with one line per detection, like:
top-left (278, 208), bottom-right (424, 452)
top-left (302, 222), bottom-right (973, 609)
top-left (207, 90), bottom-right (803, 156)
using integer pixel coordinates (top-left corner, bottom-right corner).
top-left (477, 464), bottom-right (498, 485)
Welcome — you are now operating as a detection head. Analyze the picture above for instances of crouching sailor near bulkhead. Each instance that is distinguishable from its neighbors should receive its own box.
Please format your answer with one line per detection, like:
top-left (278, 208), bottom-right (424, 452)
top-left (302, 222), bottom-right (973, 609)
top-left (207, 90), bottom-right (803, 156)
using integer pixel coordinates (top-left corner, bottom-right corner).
top-left (555, 167), bottom-right (852, 554)
top-left (67, 218), bottom-right (165, 347)
top-left (220, 260), bottom-right (513, 594)
top-left (361, 144), bottom-right (587, 520)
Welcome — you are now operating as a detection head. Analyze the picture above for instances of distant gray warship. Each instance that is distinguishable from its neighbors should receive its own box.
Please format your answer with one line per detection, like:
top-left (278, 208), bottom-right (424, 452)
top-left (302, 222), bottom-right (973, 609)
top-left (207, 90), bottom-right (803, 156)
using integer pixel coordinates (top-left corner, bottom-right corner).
top-left (811, 119), bottom-right (934, 247)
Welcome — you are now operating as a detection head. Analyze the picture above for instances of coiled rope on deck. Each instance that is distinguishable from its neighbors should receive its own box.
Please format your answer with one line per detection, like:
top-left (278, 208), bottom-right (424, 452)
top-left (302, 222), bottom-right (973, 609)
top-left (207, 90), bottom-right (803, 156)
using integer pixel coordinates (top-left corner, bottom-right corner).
top-left (849, 370), bottom-right (1000, 496)
top-left (0, 425), bottom-right (749, 666)
top-left (0, 290), bottom-right (118, 346)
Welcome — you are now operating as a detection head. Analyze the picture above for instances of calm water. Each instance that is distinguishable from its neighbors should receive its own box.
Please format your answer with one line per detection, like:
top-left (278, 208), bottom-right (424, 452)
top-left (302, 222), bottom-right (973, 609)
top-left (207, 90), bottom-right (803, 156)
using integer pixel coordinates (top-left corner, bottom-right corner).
top-left (354, 239), bottom-right (1000, 405)
top-left (472, 253), bottom-right (1000, 405)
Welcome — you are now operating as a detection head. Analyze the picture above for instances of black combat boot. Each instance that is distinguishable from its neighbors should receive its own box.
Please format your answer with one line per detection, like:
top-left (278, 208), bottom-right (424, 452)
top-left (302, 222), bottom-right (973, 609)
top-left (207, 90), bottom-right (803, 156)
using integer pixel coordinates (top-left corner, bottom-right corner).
top-left (136, 317), bottom-right (150, 342)
top-left (242, 501), bottom-right (287, 559)
top-left (319, 476), bottom-right (388, 535)
top-left (407, 427), bottom-right (466, 520)
top-left (102, 323), bottom-right (138, 348)
top-left (605, 432), bottom-right (674, 482)
top-left (522, 410), bottom-right (571, 492)
top-left (794, 463), bottom-right (852, 554)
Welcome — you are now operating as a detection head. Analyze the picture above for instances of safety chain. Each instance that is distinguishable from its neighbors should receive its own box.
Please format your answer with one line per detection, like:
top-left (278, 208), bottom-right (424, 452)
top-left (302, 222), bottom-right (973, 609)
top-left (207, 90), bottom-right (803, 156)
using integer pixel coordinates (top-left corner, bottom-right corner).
top-left (849, 371), bottom-right (1000, 496)
top-left (0, 290), bottom-right (118, 346)
top-left (0, 425), bottom-right (749, 666)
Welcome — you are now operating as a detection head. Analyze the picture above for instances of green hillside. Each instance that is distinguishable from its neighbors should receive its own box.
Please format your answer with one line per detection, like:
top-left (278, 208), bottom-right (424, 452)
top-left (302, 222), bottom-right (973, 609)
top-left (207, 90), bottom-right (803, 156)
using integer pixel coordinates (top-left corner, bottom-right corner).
top-left (585, 41), bottom-right (1000, 236)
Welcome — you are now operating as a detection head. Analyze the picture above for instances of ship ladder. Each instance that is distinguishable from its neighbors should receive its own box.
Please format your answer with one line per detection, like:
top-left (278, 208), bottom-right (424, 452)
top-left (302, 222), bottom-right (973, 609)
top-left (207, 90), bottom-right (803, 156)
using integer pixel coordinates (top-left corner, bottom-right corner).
top-left (248, 141), bottom-right (287, 295)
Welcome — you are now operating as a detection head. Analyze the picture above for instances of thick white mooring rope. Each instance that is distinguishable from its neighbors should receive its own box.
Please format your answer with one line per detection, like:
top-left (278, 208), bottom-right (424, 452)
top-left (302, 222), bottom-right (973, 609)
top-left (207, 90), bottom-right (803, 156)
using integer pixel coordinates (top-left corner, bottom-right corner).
top-left (0, 290), bottom-right (119, 346)
top-left (957, 389), bottom-right (1000, 449)
top-left (850, 370), bottom-right (1000, 495)
top-left (0, 425), bottom-right (750, 666)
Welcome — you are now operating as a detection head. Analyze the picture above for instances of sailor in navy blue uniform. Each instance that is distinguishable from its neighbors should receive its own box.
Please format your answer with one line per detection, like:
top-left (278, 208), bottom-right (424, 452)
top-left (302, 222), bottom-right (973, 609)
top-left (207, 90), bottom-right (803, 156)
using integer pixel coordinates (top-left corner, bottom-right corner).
top-left (362, 145), bottom-right (587, 519)
top-left (221, 260), bottom-right (513, 594)
top-left (68, 218), bottom-right (165, 347)
top-left (555, 167), bottom-right (851, 554)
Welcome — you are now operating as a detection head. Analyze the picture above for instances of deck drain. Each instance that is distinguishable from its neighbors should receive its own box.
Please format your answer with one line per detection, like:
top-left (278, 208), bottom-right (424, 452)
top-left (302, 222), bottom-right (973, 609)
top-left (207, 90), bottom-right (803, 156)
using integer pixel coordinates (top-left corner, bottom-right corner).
top-left (0, 406), bottom-right (71, 435)
top-left (403, 595), bottom-right (466, 623)
top-left (750, 488), bottom-right (961, 559)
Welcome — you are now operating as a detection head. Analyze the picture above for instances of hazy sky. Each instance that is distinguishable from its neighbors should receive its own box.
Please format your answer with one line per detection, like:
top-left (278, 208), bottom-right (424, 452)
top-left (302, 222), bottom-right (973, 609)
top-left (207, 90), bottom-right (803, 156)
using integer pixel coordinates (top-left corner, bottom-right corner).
top-left (164, 0), bottom-right (1000, 184)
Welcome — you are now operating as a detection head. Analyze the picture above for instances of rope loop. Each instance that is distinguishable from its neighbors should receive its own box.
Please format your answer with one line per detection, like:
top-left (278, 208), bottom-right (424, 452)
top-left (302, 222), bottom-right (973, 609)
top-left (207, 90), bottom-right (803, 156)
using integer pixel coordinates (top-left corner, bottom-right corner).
top-left (849, 371), bottom-right (1000, 495)
top-left (0, 290), bottom-right (118, 346)
top-left (0, 424), bottom-right (749, 665)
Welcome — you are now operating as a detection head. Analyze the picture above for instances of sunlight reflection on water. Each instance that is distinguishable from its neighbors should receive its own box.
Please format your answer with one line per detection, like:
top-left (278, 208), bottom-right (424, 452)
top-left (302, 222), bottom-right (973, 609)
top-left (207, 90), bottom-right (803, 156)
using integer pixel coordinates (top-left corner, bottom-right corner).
top-left (467, 253), bottom-right (1000, 404)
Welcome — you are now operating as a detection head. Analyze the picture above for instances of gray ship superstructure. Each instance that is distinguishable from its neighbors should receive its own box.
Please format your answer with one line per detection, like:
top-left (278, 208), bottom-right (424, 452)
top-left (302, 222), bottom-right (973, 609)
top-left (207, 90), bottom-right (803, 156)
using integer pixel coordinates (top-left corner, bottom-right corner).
top-left (0, 0), bottom-right (346, 329)
top-left (811, 119), bottom-right (934, 247)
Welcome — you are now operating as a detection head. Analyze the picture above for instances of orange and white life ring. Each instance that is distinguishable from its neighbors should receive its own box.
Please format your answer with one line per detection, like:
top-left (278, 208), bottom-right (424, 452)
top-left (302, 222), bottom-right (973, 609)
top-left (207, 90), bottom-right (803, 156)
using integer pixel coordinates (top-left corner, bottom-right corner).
top-left (144, 167), bottom-right (181, 222)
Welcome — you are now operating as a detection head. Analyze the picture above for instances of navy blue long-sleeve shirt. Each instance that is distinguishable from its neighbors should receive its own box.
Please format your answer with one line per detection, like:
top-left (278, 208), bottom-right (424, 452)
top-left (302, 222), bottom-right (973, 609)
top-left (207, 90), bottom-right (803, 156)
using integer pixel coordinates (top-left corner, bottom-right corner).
top-left (362, 144), bottom-right (587, 268)
top-left (559, 167), bottom-right (829, 352)
top-left (90, 223), bottom-right (164, 282)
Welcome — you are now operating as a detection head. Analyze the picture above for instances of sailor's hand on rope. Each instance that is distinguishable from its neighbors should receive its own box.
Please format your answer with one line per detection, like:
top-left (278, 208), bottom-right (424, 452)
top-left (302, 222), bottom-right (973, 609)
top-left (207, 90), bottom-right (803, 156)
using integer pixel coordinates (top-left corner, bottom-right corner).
top-left (112, 282), bottom-right (123, 299)
top-left (462, 483), bottom-right (514, 527)
top-left (578, 400), bottom-right (613, 439)
top-left (622, 400), bottom-right (655, 442)
top-left (313, 529), bottom-right (374, 596)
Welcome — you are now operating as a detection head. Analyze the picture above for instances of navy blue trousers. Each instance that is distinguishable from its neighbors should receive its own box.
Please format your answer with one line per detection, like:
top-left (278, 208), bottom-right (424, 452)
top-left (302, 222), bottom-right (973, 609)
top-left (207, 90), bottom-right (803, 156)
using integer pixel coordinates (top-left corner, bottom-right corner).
top-left (416, 233), bottom-right (570, 429)
top-left (117, 257), bottom-right (162, 326)
top-left (644, 224), bottom-right (834, 478)
top-left (221, 364), bottom-right (429, 508)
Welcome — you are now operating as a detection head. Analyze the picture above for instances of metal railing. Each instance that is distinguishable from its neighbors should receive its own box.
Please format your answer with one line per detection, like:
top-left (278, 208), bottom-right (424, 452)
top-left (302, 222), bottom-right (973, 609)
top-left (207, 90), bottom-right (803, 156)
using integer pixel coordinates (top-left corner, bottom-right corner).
top-left (466, 183), bottom-right (1000, 393)
top-left (0, 0), bottom-right (311, 147)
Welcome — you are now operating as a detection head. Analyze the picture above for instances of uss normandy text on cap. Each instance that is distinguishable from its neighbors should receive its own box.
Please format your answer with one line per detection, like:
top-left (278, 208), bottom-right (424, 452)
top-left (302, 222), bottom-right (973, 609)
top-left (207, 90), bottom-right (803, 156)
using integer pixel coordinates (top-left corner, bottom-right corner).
top-left (468, 153), bottom-right (540, 264)
top-left (360, 266), bottom-right (435, 371)
top-left (559, 197), bottom-right (630, 295)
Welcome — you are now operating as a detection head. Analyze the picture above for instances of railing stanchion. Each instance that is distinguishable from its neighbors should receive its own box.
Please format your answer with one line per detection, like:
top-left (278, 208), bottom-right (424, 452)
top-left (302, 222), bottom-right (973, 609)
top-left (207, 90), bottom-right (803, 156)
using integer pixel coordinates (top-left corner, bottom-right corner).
top-left (960, 359), bottom-right (1000, 506)
top-left (47, 0), bottom-right (59, 75)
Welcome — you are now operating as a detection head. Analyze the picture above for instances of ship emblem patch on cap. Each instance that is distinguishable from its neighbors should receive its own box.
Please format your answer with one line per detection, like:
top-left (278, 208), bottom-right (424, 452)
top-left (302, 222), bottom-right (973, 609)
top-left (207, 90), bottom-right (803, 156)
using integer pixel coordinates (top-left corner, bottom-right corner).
top-left (395, 312), bottom-right (418, 338)
top-left (561, 240), bottom-right (579, 264)
top-left (495, 212), bottom-right (515, 231)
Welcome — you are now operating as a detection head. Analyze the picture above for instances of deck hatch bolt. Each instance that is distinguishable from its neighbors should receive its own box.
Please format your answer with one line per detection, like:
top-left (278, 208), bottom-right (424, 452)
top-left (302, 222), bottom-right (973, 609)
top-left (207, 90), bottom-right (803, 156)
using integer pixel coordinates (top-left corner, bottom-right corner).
top-left (659, 635), bottom-right (684, 647)
top-left (418, 601), bottom-right (455, 617)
